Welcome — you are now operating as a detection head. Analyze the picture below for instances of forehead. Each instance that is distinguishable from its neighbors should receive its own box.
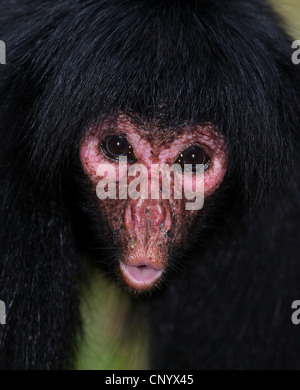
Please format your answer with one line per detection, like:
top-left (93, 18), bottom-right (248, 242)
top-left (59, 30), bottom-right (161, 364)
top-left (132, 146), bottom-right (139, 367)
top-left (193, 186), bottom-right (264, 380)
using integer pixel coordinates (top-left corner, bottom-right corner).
top-left (91, 112), bottom-right (208, 149)
top-left (128, 112), bottom-right (186, 146)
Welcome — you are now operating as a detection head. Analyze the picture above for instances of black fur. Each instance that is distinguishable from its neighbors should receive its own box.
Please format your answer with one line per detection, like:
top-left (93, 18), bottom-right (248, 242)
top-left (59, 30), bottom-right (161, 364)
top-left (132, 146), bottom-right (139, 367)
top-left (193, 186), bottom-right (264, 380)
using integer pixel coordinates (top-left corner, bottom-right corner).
top-left (1, 0), bottom-right (300, 369)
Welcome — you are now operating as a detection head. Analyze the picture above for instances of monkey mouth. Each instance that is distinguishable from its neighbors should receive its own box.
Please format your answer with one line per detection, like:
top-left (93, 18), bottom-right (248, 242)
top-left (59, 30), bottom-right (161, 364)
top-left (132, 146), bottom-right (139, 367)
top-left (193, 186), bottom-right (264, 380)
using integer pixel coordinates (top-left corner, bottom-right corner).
top-left (120, 261), bottom-right (163, 290)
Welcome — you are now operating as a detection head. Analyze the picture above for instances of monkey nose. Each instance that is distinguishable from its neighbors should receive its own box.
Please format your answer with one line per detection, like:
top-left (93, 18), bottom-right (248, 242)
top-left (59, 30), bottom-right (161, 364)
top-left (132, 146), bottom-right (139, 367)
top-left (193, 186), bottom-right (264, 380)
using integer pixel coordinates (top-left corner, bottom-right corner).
top-left (125, 199), bottom-right (172, 243)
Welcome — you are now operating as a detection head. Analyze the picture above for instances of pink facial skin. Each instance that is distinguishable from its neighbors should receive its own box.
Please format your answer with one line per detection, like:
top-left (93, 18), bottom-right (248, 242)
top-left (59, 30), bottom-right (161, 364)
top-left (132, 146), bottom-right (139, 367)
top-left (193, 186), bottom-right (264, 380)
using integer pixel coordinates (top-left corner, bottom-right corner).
top-left (80, 113), bottom-right (227, 291)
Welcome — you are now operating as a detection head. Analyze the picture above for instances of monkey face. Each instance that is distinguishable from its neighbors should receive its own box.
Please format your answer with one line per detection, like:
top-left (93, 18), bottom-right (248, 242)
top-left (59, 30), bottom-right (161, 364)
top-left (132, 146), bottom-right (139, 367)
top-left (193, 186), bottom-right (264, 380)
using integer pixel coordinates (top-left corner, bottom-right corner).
top-left (80, 114), bottom-right (227, 292)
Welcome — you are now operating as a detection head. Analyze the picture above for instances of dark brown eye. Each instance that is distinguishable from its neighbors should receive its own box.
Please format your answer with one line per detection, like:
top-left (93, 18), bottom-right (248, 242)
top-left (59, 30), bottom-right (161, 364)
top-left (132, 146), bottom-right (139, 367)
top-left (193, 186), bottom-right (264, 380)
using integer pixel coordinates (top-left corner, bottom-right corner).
top-left (175, 146), bottom-right (210, 172)
top-left (101, 135), bottom-right (136, 163)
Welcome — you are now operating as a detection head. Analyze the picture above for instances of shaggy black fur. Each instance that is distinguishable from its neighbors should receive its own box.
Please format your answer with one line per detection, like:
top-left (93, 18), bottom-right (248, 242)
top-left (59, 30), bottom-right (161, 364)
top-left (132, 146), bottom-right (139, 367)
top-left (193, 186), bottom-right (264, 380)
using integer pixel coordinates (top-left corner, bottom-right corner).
top-left (0, 0), bottom-right (300, 369)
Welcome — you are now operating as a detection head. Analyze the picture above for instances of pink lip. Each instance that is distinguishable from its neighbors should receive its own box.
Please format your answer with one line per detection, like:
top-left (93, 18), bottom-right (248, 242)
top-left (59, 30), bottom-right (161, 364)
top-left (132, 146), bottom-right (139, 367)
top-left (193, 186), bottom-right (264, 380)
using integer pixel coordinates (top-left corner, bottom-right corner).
top-left (120, 261), bottom-right (163, 290)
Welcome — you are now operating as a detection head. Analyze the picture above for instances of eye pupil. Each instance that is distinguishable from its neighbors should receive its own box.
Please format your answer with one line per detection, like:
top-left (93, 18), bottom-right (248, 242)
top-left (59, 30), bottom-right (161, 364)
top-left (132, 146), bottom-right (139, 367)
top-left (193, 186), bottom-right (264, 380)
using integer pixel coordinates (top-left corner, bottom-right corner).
top-left (183, 147), bottom-right (206, 165)
top-left (175, 146), bottom-right (210, 172)
top-left (101, 135), bottom-right (136, 163)
top-left (106, 136), bottom-right (129, 156)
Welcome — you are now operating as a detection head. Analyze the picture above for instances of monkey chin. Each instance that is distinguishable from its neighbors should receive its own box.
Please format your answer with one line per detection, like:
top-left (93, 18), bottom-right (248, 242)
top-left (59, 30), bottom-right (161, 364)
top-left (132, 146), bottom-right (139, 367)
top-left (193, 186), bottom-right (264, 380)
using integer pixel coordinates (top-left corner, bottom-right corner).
top-left (120, 261), bottom-right (163, 293)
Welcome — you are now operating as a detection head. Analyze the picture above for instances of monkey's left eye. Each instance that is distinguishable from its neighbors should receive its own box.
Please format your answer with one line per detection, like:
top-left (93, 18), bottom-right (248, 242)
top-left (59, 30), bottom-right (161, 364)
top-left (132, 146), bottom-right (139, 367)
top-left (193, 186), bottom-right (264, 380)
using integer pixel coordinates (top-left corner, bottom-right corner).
top-left (175, 146), bottom-right (210, 173)
top-left (101, 135), bottom-right (136, 163)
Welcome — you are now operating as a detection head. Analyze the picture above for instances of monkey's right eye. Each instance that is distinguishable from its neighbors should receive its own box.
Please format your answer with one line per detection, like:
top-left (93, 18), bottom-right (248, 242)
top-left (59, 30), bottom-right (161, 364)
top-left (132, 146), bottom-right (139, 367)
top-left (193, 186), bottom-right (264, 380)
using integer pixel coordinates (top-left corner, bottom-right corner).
top-left (101, 135), bottom-right (136, 163)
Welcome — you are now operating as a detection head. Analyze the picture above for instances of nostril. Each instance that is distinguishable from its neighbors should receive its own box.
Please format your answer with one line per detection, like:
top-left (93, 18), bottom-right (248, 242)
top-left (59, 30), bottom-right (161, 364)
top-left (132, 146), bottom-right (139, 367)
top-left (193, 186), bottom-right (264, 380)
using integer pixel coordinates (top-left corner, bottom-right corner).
top-left (149, 204), bottom-right (166, 230)
top-left (125, 202), bottom-right (135, 236)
